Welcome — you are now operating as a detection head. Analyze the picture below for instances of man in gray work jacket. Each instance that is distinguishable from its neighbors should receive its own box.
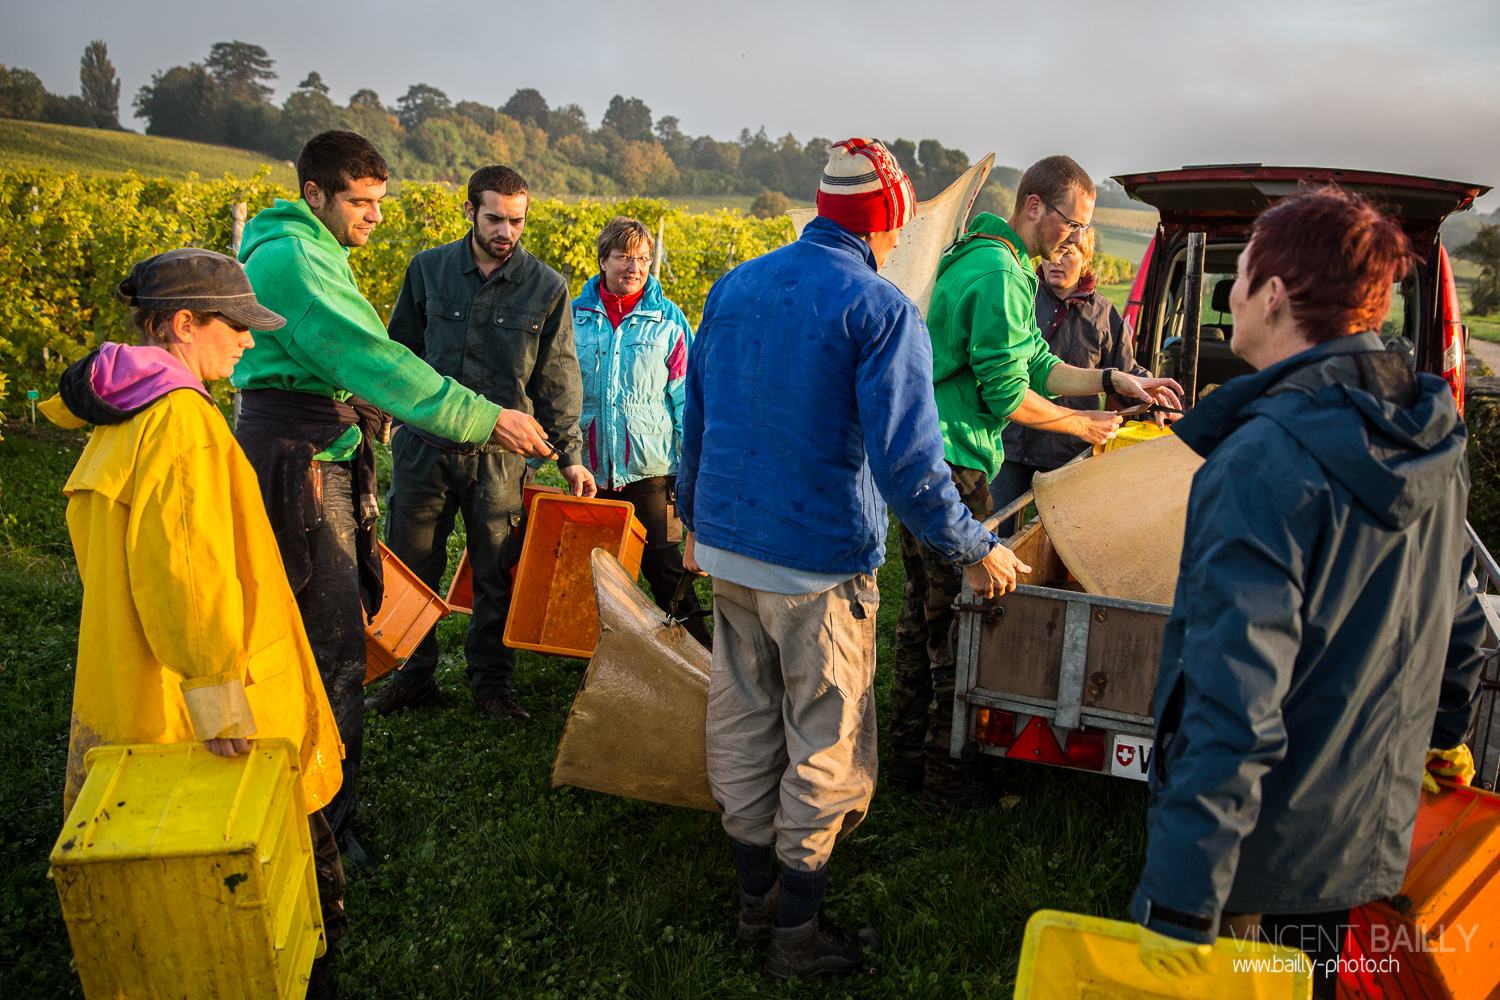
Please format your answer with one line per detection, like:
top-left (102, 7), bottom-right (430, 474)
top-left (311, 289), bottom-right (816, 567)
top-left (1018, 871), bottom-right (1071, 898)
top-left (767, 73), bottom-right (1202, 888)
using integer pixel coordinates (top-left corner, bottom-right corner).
top-left (365, 165), bottom-right (594, 722)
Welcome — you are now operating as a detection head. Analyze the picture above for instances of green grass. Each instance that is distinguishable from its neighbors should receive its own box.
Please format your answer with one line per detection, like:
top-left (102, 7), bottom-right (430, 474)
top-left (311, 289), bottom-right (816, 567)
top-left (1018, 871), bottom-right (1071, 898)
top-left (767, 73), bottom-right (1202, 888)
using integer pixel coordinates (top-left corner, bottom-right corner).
top-left (0, 418), bottom-right (1151, 998)
top-left (0, 119), bottom-right (298, 187)
top-left (1098, 283), bottom-right (1132, 313)
top-left (1468, 317), bottom-right (1500, 345)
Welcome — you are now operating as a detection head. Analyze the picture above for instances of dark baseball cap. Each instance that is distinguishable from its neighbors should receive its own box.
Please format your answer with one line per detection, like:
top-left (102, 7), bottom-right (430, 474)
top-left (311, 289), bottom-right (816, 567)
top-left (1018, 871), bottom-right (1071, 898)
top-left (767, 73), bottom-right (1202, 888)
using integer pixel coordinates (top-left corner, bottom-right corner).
top-left (115, 248), bottom-right (286, 330)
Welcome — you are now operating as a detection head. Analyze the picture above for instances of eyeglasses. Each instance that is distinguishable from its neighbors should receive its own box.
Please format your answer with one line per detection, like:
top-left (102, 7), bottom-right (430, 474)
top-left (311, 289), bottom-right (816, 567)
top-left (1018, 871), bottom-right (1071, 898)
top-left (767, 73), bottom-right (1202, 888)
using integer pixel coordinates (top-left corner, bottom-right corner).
top-left (1039, 195), bottom-right (1093, 235)
top-left (610, 252), bottom-right (653, 267)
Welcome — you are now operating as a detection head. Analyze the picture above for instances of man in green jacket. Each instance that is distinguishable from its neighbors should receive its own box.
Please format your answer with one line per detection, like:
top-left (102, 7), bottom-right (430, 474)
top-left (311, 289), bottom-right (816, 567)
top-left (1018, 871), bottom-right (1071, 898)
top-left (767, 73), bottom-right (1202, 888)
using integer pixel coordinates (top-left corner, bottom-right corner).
top-left (891, 155), bottom-right (1181, 808)
top-left (232, 131), bottom-right (556, 867)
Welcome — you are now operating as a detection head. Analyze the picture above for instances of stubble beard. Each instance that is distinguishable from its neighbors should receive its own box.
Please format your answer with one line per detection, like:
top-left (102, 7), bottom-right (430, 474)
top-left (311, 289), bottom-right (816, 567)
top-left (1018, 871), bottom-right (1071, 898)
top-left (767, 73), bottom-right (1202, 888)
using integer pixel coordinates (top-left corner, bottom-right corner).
top-left (476, 231), bottom-right (514, 265)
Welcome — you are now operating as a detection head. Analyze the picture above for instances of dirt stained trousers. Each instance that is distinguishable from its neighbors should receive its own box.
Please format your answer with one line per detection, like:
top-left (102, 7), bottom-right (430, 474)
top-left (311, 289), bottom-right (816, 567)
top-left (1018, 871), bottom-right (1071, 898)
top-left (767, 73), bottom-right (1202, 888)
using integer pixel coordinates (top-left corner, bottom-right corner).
top-left (706, 573), bottom-right (881, 871)
top-left (296, 461), bottom-right (369, 849)
top-left (892, 463), bottom-right (993, 785)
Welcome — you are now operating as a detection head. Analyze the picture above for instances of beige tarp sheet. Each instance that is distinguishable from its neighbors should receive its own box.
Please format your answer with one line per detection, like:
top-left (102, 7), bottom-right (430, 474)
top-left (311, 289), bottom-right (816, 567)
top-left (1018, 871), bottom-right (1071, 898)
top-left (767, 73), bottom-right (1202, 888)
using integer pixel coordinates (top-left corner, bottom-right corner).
top-left (549, 549), bottom-right (719, 812)
top-left (1032, 434), bottom-right (1205, 607)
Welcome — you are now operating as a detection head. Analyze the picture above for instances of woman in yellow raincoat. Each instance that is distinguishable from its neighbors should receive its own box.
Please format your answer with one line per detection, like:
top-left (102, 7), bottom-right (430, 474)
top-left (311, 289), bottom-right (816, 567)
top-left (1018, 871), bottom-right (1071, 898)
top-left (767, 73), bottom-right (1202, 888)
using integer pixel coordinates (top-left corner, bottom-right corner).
top-left (41, 248), bottom-right (348, 998)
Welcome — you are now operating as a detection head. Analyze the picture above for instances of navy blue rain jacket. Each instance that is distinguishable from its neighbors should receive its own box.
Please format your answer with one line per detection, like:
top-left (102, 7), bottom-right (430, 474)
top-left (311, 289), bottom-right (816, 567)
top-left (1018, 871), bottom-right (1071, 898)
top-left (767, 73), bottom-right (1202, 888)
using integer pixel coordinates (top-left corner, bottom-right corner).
top-left (677, 216), bottom-right (997, 574)
top-left (1130, 332), bottom-right (1488, 943)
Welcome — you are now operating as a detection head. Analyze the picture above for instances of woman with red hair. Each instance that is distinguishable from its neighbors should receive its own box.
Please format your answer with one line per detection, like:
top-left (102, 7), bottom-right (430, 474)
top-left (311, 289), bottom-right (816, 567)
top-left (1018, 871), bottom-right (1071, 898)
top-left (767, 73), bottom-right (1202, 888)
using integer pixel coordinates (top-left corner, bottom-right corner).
top-left (1126, 189), bottom-right (1488, 997)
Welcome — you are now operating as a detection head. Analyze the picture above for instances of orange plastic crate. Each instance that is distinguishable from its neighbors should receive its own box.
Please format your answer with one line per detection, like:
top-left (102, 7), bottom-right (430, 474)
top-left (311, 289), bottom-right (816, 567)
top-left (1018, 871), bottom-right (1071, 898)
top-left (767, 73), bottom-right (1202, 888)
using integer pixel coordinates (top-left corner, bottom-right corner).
top-left (503, 495), bottom-right (646, 658)
top-left (364, 543), bottom-right (451, 686)
top-left (446, 484), bottom-right (564, 615)
top-left (445, 549), bottom-right (475, 617)
top-left (1341, 779), bottom-right (1500, 1000)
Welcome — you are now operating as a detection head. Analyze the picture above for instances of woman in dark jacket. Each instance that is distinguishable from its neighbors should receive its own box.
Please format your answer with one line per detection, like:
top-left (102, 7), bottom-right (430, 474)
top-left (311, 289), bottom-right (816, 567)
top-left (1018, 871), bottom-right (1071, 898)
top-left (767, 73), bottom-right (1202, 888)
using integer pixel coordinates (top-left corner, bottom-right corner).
top-left (990, 230), bottom-right (1154, 534)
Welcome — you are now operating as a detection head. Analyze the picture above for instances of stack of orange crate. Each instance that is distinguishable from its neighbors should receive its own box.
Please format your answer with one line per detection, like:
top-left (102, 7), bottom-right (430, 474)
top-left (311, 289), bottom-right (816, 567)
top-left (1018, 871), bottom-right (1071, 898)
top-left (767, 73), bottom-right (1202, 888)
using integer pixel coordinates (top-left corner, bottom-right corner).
top-left (1339, 779), bottom-right (1500, 1000)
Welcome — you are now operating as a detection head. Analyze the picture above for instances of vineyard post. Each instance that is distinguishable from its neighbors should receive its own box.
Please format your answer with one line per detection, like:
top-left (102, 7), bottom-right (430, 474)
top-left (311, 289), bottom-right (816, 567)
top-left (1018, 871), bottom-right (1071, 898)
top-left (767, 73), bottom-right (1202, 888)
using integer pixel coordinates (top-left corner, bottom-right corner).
top-left (652, 216), bottom-right (664, 280)
top-left (228, 200), bottom-right (246, 429)
top-left (230, 202), bottom-right (247, 254)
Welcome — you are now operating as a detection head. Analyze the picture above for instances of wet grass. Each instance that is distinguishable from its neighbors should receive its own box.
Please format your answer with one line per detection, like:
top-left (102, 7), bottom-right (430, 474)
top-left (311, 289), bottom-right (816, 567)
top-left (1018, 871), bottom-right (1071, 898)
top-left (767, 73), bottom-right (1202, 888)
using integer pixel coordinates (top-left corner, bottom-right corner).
top-left (0, 421), bottom-right (1151, 998)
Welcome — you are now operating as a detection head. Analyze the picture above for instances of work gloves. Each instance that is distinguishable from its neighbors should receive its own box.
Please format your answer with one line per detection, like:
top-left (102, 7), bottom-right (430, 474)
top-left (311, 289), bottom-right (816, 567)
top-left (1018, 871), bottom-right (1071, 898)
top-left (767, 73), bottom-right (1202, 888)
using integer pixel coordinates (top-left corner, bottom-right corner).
top-left (1138, 925), bottom-right (1216, 979)
top-left (1423, 744), bottom-right (1475, 794)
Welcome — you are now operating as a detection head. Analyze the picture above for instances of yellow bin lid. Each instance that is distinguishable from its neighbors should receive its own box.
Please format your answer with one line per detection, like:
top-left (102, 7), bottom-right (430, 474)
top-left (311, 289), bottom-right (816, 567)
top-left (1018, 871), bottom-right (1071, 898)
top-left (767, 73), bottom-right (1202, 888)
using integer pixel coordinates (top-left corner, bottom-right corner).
top-left (50, 741), bottom-right (300, 865)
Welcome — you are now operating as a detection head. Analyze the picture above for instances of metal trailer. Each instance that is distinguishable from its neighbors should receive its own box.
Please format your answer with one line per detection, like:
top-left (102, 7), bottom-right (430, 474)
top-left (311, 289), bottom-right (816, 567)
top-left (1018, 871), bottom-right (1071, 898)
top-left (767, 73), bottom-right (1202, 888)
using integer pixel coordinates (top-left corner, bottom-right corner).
top-left (949, 494), bottom-right (1500, 789)
top-left (1465, 522), bottom-right (1500, 790)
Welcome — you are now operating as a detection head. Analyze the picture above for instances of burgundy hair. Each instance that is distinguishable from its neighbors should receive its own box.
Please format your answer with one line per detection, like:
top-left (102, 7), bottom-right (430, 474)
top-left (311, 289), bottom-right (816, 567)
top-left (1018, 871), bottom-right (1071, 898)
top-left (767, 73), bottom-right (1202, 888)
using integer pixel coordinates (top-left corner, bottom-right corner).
top-left (1243, 187), bottom-right (1413, 343)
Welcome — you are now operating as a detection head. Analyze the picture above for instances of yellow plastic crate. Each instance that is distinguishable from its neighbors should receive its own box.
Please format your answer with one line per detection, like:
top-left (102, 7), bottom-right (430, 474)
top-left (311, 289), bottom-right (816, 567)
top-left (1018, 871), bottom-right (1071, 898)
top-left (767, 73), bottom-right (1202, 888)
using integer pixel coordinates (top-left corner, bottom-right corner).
top-left (1095, 419), bottom-right (1176, 455)
top-left (1015, 910), bottom-right (1312, 1000)
top-left (49, 741), bottom-right (324, 1000)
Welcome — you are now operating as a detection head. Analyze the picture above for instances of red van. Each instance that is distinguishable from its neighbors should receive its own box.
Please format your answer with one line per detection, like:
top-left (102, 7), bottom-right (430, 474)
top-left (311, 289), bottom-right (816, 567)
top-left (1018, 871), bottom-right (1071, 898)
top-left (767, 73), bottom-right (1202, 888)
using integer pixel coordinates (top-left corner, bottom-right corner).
top-left (1112, 165), bottom-right (1488, 414)
top-left (947, 165), bottom-right (1499, 790)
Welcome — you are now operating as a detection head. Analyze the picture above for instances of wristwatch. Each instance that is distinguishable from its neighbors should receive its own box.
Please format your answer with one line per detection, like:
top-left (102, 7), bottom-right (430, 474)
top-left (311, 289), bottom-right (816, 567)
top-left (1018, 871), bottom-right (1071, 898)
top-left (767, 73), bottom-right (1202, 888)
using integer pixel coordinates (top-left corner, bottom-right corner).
top-left (1101, 368), bottom-right (1117, 394)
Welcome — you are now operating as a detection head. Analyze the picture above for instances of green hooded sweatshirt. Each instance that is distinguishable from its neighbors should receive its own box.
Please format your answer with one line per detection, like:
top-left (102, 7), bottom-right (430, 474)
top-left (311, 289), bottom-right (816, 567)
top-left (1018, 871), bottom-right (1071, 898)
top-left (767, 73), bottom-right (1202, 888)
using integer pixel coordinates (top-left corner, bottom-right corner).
top-left (926, 212), bottom-right (1063, 478)
top-left (233, 198), bottom-right (502, 458)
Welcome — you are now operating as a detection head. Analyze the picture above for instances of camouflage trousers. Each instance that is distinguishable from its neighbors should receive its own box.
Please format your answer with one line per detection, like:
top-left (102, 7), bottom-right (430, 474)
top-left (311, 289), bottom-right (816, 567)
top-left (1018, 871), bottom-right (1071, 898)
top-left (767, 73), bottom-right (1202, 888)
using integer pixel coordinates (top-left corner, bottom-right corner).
top-left (892, 463), bottom-right (993, 786)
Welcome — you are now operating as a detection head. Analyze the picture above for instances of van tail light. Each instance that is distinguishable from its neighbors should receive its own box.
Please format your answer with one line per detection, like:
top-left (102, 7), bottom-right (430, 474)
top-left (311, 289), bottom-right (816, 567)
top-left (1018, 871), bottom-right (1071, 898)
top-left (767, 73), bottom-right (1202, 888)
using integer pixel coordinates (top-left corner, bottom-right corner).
top-left (974, 708), bottom-right (1016, 749)
top-left (1438, 246), bottom-right (1465, 417)
top-left (1063, 731), bottom-right (1107, 772)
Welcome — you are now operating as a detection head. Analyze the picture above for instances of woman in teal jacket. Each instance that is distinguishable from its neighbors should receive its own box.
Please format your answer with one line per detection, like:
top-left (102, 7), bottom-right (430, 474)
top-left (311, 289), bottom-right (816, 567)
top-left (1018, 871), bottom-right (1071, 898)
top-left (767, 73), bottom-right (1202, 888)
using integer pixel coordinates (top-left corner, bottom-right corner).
top-left (573, 216), bottom-right (709, 647)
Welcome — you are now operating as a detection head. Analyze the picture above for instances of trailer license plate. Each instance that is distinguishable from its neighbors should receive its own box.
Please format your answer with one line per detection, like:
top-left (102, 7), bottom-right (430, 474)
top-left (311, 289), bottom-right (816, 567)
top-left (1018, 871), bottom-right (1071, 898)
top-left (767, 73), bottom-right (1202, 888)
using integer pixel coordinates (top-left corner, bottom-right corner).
top-left (1111, 735), bottom-right (1153, 781)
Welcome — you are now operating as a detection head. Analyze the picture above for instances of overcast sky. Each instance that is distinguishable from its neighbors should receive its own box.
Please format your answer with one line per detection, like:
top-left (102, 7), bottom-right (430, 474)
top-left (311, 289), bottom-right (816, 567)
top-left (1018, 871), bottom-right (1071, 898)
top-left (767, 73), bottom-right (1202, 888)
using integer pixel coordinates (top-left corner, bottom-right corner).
top-left (5, 0), bottom-right (1497, 209)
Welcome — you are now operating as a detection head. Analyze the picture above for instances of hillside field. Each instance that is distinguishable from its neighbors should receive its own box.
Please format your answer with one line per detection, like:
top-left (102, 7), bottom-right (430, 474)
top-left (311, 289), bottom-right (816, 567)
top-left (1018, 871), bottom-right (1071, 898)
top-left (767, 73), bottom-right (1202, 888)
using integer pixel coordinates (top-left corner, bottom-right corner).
top-left (0, 119), bottom-right (298, 187)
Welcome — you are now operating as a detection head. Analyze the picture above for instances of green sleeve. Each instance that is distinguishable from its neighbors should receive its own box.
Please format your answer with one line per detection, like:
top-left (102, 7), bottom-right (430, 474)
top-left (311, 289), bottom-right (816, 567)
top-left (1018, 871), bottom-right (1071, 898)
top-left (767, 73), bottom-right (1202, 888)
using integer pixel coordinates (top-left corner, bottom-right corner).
top-left (1026, 333), bottom-right (1064, 396)
top-left (283, 246), bottom-right (501, 446)
top-left (965, 266), bottom-right (1056, 420)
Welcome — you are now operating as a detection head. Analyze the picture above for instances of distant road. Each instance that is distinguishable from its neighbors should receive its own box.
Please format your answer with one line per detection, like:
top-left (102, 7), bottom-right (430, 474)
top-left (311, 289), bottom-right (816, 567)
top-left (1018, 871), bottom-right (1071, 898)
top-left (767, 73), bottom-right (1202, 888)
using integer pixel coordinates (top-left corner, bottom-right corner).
top-left (1471, 336), bottom-right (1500, 373)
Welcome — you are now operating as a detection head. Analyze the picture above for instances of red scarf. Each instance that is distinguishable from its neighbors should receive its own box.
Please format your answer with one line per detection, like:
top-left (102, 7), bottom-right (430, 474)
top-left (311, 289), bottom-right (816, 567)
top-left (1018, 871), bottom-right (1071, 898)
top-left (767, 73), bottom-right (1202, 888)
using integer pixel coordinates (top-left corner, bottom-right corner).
top-left (599, 282), bottom-right (645, 329)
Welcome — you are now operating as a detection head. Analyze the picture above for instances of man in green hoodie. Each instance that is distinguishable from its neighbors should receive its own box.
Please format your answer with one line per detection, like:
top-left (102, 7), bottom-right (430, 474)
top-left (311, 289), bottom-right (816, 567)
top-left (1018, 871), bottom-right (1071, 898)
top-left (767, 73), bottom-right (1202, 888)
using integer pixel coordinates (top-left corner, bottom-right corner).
top-left (231, 130), bottom-right (557, 868)
top-left (891, 155), bottom-right (1182, 808)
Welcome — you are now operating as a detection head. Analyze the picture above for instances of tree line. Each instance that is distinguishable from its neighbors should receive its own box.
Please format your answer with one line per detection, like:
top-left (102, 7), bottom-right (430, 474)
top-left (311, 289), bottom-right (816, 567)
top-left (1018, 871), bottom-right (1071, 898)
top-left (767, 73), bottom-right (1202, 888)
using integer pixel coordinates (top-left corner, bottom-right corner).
top-left (0, 40), bottom-right (1033, 212)
top-left (0, 41), bottom-right (122, 130)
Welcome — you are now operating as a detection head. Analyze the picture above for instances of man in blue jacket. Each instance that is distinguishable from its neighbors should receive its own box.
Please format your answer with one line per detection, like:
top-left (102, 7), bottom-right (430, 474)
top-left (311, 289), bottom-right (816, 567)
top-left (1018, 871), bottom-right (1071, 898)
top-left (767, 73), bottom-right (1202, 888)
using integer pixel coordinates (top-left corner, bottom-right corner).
top-left (678, 138), bottom-right (1028, 979)
top-left (1129, 189), bottom-right (1488, 999)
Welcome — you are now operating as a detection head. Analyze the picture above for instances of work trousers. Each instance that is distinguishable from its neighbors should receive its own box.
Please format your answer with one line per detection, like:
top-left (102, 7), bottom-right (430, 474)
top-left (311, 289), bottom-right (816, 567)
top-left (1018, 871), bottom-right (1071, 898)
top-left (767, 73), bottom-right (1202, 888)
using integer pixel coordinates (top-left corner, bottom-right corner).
top-left (988, 459), bottom-right (1046, 539)
top-left (1221, 908), bottom-right (1351, 1000)
top-left (706, 574), bottom-right (880, 871)
top-left (383, 427), bottom-right (525, 702)
top-left (309, 810), bottom-right (348, 946)
top-left (892, 463), bottom-right (993, 786)
top-left (295, 462), bottom-right (368, 850)
top-left (594, 475), bottom-right (710, 647)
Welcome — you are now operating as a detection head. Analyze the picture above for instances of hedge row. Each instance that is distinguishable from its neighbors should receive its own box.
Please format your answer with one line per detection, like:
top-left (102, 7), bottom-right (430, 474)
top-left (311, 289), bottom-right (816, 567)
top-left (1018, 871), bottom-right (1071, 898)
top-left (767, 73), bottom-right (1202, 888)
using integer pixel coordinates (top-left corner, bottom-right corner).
top-left (1468, 377), bottom-right (1500, 556)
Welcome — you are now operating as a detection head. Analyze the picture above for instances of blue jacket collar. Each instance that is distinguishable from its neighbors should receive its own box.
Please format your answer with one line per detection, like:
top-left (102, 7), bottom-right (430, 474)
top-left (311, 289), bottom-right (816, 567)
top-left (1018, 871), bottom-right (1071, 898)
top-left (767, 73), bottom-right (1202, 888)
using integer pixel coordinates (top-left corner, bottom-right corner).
top-left (1174, 331), bottom-right (1464, 530)
top-left (801, 215), bottom-right (878, 272)
top-left (576, 273), bottom-right (666, 316)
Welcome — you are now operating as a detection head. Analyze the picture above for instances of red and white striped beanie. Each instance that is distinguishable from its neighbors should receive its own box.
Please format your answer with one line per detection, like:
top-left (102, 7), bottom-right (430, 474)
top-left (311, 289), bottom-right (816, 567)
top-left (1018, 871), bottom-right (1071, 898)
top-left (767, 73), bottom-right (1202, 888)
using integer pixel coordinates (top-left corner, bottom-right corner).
top-left (815, 138), bottom-right (916, 234)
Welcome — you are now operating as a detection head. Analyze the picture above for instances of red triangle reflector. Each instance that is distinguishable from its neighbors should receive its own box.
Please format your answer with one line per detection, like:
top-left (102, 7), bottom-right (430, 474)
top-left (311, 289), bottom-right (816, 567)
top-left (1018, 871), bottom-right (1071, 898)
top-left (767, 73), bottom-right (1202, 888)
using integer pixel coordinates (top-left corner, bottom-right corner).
top-left (1007, 715), bottom-right (1067, 766)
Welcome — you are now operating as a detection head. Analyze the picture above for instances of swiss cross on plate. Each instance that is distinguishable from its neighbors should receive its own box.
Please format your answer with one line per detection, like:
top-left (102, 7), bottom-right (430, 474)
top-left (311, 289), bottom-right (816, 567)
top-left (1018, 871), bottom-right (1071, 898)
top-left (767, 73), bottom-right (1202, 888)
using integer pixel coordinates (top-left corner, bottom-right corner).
top-left (1110, 735), bottom-right (1153, 781)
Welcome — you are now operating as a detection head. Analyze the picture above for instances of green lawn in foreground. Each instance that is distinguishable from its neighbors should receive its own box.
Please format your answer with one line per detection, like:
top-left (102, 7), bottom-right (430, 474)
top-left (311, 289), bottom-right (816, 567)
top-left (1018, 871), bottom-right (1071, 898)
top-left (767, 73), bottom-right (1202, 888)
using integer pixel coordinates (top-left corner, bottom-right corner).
top-left (0, 420), bottom-right (1149, 999)
top-left (0, 119), bottom-right (298, 188)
